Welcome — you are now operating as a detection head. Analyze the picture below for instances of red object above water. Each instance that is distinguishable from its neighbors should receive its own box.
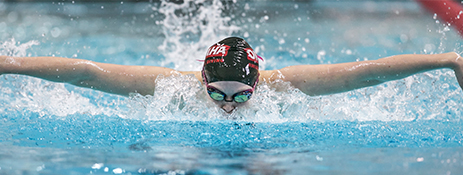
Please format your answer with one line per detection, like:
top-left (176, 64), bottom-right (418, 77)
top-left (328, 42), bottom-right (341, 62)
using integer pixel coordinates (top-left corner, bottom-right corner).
top-left (417, 0), bottom-right (463, 37)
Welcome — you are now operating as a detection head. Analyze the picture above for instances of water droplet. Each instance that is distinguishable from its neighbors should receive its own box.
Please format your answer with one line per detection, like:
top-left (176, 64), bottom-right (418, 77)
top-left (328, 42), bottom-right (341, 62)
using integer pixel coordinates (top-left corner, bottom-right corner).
top-left (51, 27), bottom-right (61, 38)
top-left (442, 83), bottom-right (449, 89)
top-left (345, 49), bottom-right (352, 55)
top-left (400, 34), bottom-right (408, 43)
top-left (443, 26), bottom-right (450, 32)
top-left (305, 38), bottom-right (310, 43)
top-left (7, 11), bottom-right (18, 22)
top-left (113, 168), bottom-right (123, 174)
top-left (91, 163), bottom-right (103, 169)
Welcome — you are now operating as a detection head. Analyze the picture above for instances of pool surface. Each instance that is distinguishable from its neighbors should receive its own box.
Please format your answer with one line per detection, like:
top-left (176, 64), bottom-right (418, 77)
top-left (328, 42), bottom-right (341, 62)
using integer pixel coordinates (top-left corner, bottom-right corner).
top-left (1, 0), bottom-right (463, 174)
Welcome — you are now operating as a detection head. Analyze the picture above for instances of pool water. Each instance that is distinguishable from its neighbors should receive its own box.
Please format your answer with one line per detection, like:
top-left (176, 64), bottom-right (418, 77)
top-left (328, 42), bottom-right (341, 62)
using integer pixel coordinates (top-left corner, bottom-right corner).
top-left (1, 0), bottom-right (463, 174)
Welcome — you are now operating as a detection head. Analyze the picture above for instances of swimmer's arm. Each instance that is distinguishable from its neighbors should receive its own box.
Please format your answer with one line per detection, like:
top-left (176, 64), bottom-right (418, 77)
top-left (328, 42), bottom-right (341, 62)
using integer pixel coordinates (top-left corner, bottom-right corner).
top-left (265, 52), bottom-right (462, 96)
top-left (179, 71), bottom-right (203, 83)
top-left (0, 56), bottom-right (179, 96)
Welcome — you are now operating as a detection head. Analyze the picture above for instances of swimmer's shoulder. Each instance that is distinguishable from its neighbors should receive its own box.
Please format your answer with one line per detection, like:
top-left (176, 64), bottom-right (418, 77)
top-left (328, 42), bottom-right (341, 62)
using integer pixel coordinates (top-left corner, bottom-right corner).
top-left (179, 71), bottom-right (202, 82)
top-left (259, 70), bottom-right (285, 83)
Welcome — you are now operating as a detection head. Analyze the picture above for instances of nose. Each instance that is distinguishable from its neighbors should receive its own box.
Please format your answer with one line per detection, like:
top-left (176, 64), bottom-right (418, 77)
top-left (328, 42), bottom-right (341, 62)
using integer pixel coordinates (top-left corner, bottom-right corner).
top-left (221, 104), bottom-right (235, 113)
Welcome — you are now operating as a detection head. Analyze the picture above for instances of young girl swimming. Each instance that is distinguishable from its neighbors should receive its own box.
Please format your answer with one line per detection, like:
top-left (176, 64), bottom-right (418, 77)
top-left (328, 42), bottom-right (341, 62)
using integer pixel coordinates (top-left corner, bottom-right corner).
top-left (1, 37), bottom-right (462, 113)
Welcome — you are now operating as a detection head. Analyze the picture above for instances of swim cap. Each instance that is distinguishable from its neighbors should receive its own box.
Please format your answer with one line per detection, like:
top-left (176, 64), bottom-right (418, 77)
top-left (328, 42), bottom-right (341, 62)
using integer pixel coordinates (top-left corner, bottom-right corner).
top-left (202, 37), bottom-right (259, 87)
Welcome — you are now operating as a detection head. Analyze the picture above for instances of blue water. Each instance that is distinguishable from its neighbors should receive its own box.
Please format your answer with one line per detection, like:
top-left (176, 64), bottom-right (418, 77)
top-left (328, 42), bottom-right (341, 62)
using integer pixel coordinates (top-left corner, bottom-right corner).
top-left (1, 0), bottom-right (463, 174)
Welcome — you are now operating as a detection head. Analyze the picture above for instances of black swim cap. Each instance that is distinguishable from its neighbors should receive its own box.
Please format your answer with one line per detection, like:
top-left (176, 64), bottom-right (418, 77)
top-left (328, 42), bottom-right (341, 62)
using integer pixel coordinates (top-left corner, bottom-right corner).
top-left (202, 37), bottom-right (259, 87)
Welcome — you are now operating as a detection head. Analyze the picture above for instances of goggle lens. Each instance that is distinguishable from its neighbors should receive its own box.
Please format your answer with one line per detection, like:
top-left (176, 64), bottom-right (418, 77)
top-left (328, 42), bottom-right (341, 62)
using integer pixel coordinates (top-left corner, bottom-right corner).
top-left (233, 92), bottom-right (251, 103)
top-left (207, 87), bottom-right (252, 103)
top-left (209, 92), bottom-right (224, 101)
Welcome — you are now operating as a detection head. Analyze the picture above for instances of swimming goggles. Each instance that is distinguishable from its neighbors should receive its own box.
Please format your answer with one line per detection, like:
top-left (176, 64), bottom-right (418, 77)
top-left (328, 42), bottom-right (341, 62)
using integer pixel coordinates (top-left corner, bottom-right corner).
top-left (206, 86), bottom-right (253, 103)
top-left (201, 68), bottom-right (259, 103)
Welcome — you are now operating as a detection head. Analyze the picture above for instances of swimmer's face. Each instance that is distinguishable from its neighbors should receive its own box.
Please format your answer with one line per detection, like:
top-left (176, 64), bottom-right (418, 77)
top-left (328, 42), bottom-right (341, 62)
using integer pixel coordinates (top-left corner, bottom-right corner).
top-left (206, 81), bottom-right (253, 114)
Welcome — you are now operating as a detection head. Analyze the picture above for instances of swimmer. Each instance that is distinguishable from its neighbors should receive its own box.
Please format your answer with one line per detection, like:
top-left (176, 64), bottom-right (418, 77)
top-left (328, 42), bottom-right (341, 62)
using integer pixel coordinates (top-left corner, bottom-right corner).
top-left (1, 37), bottom-right (463, 113)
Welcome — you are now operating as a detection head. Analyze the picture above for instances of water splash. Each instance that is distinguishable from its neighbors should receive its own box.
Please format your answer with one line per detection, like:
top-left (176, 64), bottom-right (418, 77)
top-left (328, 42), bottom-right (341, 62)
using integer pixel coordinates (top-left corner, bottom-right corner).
top-left (1, 59), bottom-right (461, 122)
top-left (0, 2), bottom-right (462, 123)
top-left (2, 3), bottom-right (463, 175)
top-left (156, 0), bottom-right (240, 71)
top-left (0, 38), bottom-right (39, 57)
top-left (2, 77), bottom-right (125, 117)
top-left (125, 74), bottom-right (222, 121)
top-left (122, 70), bottom-right (462, 122)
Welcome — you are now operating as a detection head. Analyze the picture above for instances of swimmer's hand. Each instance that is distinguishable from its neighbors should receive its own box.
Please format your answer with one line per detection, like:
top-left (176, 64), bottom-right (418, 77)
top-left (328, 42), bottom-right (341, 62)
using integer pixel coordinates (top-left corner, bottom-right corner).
top-left (451, 53), bottom-right (463, 90)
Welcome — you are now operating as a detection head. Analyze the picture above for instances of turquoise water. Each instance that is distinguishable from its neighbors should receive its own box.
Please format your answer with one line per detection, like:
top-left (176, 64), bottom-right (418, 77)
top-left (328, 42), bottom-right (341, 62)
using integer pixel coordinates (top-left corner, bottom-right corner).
top-left (1, 1), bottom-right (463, 174)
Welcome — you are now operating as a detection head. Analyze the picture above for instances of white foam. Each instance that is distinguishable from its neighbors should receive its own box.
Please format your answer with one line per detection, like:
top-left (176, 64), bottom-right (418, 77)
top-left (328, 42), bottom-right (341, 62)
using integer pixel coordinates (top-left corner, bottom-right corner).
top-left (121, 71), bottom-right (463, 123)
top-left (156, 0), bottom-right (240, 71)
top-left (0, 38), bottom-right (39, 57)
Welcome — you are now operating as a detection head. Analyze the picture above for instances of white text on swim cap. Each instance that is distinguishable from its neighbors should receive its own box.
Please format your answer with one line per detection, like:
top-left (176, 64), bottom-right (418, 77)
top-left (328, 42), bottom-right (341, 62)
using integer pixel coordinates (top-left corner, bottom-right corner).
top-left (206, 44), bottom-right (230, 58)
top-left (244, 48), bottom-right (258, 63)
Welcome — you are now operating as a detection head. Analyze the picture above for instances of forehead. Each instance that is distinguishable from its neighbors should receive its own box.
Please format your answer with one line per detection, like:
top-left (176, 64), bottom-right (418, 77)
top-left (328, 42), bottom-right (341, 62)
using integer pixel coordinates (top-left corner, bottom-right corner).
top-left (208, 81), bottom-right (252, 94)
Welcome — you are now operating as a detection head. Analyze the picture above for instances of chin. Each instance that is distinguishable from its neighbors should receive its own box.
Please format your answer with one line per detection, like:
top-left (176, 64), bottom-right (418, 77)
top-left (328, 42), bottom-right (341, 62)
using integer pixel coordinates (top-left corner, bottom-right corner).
top-left (222, 109), bottom-right (234, 114)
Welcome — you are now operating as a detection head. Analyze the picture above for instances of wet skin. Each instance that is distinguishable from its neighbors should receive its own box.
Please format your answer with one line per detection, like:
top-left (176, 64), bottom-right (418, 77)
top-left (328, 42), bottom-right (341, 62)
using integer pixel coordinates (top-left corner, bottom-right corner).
top-left (3, 53), bottom-right (463, 107)
top-left (206, 81), bottom-right (253, 113)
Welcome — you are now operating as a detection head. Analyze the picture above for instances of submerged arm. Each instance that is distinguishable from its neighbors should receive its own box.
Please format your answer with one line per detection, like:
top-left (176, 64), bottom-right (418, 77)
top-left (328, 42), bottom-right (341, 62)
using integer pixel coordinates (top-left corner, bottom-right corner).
top-left (0, 56), bottom-right (184, 96)
top-left (268, 52), bottom-right (462, 96)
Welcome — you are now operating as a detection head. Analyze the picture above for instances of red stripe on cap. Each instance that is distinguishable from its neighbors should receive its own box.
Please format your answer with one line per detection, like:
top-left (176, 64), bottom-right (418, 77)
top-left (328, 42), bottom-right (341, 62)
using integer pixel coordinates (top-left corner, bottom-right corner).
top-left (248, 63), bottom-right (258, 70)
